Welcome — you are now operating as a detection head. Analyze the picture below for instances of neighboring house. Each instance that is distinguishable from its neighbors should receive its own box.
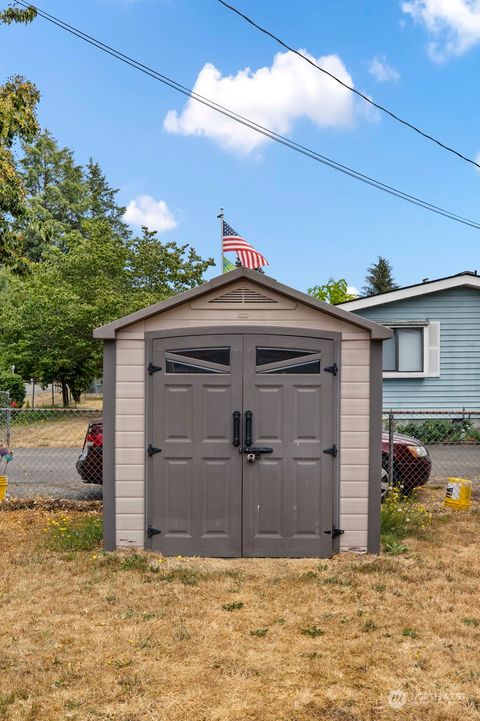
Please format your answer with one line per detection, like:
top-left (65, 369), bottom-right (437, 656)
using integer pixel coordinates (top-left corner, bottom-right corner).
top-left (339, 271), bottom-right (480, 410)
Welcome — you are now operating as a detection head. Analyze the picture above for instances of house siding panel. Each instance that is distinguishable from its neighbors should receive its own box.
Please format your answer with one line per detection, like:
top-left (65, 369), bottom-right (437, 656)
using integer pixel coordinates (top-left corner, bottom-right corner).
top-left (356, 287), bottom-right (480, 410)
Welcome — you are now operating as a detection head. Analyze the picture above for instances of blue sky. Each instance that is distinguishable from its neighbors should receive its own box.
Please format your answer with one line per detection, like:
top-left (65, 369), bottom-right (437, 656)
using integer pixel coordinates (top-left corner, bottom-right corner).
top-left (2, 0), bottom-right (480, 293)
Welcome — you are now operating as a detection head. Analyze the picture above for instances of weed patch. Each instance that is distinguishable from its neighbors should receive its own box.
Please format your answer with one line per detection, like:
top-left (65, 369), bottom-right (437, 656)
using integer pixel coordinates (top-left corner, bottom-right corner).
top-left (381, 486), bottom-right (433, 550)
top-left (250, 628), bottom-right (268, 637)
top-left (300, 625), bottom-right (324, 637)
top-left (45, 513), bottom-right (102, 552)
top-left (222, 601), bottom-right (244, 611)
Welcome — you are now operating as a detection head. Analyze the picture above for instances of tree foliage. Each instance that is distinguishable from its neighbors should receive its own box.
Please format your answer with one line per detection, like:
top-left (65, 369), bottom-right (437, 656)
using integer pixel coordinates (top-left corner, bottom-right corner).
top-left (362, 256), bottom-right (398, 296)
top-left (1, 217), bottom-right (214, 403)
top-left (0, 6), bottom-right (39, 267)
top-left (0, 369), bottom-right (26, 406)
top-left (308, 278), bottom-right (357, 304)
top-left (0, 4), bottom-right (36, 25)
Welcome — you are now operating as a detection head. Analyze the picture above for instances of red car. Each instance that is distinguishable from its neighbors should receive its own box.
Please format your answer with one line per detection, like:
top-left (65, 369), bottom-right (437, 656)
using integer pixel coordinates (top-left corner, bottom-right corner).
top-left (76, 419), bottom-right (103, 484)
top-left (76, 421), bottom-right (431, 492)
top-left (381, 431), bottom-right (431, 492)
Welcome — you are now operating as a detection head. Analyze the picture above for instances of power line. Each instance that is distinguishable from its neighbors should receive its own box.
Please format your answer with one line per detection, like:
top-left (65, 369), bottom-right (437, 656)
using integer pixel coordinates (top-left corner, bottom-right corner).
top-left (218, 0), bottom-right (480, 172)
top-left (15, 0), bottom-right (480, 231)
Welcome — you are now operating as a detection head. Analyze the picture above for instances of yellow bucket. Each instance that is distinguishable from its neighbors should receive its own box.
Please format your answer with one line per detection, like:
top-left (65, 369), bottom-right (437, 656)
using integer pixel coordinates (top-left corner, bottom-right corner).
top-left (0, 476), bottom-right (8, 502)
top-left (444, 477), bottom-right (472, 510)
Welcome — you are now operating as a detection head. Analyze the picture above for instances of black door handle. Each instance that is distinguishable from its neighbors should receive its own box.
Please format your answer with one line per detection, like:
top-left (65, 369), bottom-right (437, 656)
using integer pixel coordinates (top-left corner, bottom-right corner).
top-left (232, 411), bottom-right (241, 447)
top-left (245, 410), bottom-right (253, 447)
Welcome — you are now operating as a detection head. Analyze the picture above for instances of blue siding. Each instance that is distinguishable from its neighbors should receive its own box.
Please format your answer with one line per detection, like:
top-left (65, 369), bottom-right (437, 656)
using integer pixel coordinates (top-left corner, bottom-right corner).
top-left (355, 287), bottom-right (480, 410)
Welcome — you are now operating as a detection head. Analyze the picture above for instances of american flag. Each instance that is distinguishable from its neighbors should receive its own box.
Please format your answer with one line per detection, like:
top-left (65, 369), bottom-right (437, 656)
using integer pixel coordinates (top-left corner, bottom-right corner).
top-left (222, 220), bottom-right (269, 269)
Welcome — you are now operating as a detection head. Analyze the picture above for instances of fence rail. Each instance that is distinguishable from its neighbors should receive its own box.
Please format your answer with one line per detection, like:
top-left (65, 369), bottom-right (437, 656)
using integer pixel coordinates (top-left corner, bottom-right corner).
top-left (383, 409), bottom-right (480, 490)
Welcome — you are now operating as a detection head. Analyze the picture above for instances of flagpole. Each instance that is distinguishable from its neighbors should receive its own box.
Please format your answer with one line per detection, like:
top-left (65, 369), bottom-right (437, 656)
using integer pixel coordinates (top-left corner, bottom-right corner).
top-left (217, 207), bottom-right (224, 273)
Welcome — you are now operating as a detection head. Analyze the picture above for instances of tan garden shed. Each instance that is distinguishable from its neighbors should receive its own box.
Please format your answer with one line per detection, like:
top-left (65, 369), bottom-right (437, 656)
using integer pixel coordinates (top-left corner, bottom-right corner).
top-left (94, 267), bottom-right (391, 557)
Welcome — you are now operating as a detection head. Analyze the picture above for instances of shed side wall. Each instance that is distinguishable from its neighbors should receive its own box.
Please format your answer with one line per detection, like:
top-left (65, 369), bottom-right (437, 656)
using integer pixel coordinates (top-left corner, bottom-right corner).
top-left (114, 295), bottom-right (370, 551)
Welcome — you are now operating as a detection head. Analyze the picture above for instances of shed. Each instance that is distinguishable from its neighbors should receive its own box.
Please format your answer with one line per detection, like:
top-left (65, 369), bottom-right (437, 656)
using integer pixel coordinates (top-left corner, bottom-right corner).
top-left (94, 268), bottom-right (391, 557)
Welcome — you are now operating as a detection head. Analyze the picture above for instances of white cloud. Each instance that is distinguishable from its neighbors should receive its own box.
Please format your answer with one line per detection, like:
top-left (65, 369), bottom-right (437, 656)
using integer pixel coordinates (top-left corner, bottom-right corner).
top-left (124, 195), bottom-right (177, 232)
top-left (402, 0), bottom-right (480, 61)
top-left (369, 56), bottom-right (401, 82)
top-left (164, 50), bottom-right (362, 155)
top-left (347, 285), bottom-right (359, 297)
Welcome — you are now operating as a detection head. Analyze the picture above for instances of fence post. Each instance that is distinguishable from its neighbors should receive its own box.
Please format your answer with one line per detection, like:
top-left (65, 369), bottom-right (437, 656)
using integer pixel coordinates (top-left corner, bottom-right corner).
top-left (5, 407), bottom-right (11, 449)
top-left (388, 410), bottom-right (394, 485)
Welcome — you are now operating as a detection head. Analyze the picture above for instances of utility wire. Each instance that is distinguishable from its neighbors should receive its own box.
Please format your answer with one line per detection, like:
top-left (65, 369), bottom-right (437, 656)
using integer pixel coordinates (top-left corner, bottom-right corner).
top-left (15, 0), bottom-right (480, 231)
top-left (218, 0), bottom-right (480, 172)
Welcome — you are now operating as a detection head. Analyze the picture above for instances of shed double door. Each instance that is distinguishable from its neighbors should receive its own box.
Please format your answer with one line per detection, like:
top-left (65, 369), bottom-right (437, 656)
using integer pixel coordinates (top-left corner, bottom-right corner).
top-left (147, 332), bottom-right (337, 557)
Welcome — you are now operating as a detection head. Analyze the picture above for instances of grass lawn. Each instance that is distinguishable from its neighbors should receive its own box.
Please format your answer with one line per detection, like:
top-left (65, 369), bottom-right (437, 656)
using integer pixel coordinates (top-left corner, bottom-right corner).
top-left (0, 492), bottom-right (479, 720)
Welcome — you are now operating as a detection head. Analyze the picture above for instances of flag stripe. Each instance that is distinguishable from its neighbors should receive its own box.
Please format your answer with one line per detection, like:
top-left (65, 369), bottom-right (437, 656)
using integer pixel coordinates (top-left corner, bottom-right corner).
top-left (222, 219), bottom-right (268, 269)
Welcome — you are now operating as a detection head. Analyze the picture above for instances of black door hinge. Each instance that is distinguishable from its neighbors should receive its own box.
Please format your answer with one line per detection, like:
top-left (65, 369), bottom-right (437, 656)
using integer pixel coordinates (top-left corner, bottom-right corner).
top-left (148, 362), bottom-right (162, 374)
top-left (323, 444), bottom-right (337, 458)
top-left (147, 525), bottom-right (161, 538)
top-left (325, 363), bottom-right (338, 376)
top-left (324, 527), bottom-right (344, 538)
top-left (147, 444), bottom-right (162, 457)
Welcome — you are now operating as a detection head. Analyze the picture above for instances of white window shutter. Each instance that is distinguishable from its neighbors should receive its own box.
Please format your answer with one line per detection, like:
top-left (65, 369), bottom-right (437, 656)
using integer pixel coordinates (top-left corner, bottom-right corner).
top-left (426, 321), bottom-right (440, 377)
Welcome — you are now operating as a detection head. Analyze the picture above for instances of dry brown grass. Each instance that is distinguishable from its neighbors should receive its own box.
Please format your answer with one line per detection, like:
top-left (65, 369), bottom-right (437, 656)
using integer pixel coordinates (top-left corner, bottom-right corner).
top-left (10, 416), bottom-right (99, 448)
top-left (1, 490), bottom-right (480, 721)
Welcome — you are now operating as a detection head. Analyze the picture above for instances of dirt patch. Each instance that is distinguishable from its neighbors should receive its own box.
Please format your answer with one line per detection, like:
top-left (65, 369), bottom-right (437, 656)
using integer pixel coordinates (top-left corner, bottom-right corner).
top-left (0, 490), bottom-right (479, 721)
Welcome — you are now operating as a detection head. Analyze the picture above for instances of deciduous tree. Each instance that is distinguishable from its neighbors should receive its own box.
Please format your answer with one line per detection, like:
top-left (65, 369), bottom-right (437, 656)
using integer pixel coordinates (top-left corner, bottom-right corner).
top-left (308, 278), bottom-right (357, 304)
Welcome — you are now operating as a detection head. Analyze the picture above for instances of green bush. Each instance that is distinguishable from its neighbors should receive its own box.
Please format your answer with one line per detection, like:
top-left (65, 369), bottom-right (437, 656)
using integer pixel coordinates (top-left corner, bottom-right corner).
top-left (396, 418), bottom-right (480, 444)
top-left (0, 370), bottom-right (26, 407)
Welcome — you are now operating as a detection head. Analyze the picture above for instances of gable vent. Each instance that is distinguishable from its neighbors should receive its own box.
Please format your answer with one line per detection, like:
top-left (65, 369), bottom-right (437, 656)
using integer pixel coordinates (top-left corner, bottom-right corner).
top-left (209, 287), bottom-right (278, 304)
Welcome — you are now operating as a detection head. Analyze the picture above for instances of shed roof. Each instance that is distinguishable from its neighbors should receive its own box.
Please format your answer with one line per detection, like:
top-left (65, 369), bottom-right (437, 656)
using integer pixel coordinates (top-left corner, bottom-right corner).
top-left (94, 267), bottom-right (391, 340)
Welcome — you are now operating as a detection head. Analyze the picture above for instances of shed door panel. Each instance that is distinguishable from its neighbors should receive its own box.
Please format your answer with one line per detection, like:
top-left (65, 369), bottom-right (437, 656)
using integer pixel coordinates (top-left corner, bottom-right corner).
top-left (150, 335), bottom-right (243, 557)
top-left (242, 335), bottom-right (334, 557)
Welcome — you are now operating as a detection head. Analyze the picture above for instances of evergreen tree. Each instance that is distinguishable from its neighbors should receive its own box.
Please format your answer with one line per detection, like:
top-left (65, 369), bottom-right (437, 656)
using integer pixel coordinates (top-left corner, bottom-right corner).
top-left (362, 256), bottom-right (398, 296)
top-left (17, 130), bottom-right (86, 259)
top-left (84, 159), bottom-right (130, 241)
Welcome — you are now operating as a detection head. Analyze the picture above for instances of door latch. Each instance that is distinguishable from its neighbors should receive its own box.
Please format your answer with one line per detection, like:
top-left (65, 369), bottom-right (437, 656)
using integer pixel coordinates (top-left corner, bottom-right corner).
top-left (324, 527), bottom-right (344, 538)
top-left (240, 446), bottom-right (273, 461)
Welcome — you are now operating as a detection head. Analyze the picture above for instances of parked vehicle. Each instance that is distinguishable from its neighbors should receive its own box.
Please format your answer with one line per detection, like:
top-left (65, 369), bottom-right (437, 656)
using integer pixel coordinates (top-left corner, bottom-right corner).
top-left (76, 419), bottom-right (103, 483)
top-left (382, 431), bottom-right (431, 492)
top-left (76, 421), bottom-right (431, 492)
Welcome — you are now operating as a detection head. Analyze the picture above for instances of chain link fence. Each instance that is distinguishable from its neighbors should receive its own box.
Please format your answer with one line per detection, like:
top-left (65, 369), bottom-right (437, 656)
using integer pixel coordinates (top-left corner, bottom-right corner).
top-left (0, 408), bottom-right (103, 491)
top-left (2, 404), bottom-right (480, 497)
top-left (383, 409), bottom-right (480, 492)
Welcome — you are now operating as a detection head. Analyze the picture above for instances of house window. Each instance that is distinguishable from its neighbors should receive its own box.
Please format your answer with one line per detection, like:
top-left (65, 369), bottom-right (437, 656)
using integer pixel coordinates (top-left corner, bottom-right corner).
top-left (382, 321), bottom-right (440, 379)
top-left (383, 328), bottom-right (423, 372)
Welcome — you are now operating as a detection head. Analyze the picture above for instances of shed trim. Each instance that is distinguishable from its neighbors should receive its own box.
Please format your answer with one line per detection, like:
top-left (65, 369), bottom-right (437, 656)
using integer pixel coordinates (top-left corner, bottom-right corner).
top-left (367, 340), bottom-right (383, 554)
top-left (94, 268), bottom-right (391, 340)
top-left (339, 271), bottom-right (480, 311)
top-left (103, 340), bottom-right (116, 551)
